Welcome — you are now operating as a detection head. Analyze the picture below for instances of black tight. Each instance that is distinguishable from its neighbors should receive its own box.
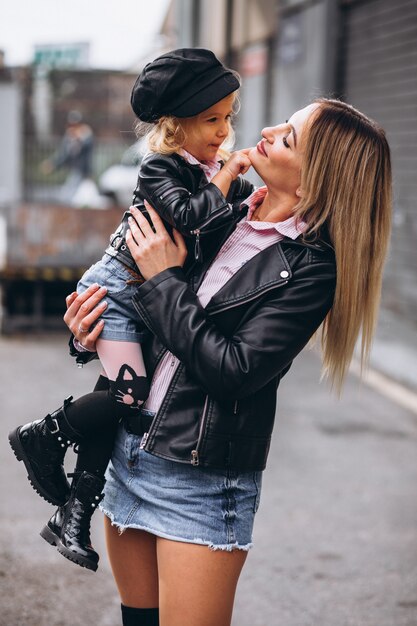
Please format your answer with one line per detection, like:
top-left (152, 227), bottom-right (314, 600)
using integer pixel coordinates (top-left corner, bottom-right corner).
top-left (61, 374), bottom-right (147, 477)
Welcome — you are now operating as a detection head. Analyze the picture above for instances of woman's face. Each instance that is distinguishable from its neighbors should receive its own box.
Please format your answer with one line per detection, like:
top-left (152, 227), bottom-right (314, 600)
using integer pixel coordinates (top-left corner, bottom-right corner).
top-left (249, 103), bottom-right (319, 195)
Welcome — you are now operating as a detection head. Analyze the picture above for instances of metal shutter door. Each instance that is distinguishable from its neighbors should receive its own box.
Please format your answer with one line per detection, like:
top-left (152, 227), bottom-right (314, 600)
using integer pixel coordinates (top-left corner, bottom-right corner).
top-left (341, 0), bottom-right (417, 323)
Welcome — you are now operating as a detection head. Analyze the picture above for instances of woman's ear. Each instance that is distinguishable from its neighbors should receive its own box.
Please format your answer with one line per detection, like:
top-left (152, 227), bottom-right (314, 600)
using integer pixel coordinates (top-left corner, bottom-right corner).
top-left (296, 187), bottom-right (303, 198)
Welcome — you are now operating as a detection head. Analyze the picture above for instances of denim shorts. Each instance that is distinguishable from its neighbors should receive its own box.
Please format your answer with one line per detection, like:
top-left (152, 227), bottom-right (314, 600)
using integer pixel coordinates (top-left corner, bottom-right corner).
top-left (100, 411), bottom-right (263, 551)
top-left (77, 253), bottom-right (148, 342)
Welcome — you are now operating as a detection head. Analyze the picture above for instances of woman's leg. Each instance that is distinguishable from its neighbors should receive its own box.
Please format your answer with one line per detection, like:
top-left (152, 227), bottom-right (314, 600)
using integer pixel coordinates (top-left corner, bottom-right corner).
top-left (104, 520), bottom-right (247, 625)
top-left (104, 516), bottom-right (159, 607)
top-left (156, 538), bottom-right (248, 626)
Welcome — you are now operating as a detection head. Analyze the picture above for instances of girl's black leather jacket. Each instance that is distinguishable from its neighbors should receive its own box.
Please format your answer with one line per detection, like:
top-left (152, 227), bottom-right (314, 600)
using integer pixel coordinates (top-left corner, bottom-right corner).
top-left (105, 152), bottom-right (254, 270)
top-left (131, 216), bottom-right (337, 472)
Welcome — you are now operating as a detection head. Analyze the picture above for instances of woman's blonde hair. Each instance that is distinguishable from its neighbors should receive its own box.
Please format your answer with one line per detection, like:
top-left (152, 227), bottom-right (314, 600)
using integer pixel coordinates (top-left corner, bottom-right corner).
top-left (135, 91), bottom-right (240, 161)
top-left (295, 98), bottom-right (392, 391)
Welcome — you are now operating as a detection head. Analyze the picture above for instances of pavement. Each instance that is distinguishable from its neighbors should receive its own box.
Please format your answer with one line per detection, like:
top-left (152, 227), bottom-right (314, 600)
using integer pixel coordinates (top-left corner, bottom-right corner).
top-left (367, 308), bottom-right (417, 394)
top-left (0, 320), bottom-right (416, 626)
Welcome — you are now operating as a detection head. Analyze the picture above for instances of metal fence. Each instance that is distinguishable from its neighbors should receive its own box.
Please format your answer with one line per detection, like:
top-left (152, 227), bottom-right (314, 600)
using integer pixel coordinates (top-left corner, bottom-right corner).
top-left (22, 136), bottom-right (135, 204)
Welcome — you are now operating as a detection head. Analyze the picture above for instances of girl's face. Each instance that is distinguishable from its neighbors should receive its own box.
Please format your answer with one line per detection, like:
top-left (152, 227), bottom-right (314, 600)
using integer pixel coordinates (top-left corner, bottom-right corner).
top-left (180, 94), bottom-right (235, 162)
top-left (249, 103), bottom-right (319, 196)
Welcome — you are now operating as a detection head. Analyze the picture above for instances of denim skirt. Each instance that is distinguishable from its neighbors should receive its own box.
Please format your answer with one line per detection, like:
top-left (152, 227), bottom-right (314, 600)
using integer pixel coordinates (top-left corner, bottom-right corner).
top-left (77, 253), bottom-right (148, 343)
top-left (100, 414), bottom-right (263, 551)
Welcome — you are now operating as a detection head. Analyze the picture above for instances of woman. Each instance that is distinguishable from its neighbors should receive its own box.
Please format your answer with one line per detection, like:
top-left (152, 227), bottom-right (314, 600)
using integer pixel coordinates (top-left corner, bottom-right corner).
top-left (64, 99), bottom-right (392, 626)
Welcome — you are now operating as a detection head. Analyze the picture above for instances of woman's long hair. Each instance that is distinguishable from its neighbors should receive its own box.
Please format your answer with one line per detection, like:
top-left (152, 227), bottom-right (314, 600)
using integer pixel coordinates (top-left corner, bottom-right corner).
top-left (295, 98), bottom-right (392, 391)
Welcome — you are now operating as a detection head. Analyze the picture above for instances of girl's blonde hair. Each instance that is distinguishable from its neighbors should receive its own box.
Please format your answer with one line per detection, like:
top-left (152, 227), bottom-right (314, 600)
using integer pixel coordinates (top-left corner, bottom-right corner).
top-left (135, 91), bottom-right (240, 161)
top-left (295, 98), bottom-right (392, 391)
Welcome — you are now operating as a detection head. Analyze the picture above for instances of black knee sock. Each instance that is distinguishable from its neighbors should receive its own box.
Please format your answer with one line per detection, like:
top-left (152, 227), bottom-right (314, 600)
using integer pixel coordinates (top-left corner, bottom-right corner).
top-left (121, 605), bottom-right (159, 626)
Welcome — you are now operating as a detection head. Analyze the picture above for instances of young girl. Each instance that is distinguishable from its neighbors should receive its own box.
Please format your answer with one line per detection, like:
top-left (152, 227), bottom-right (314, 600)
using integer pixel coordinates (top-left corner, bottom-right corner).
top-left (8, 48), bottom-right (253, 572)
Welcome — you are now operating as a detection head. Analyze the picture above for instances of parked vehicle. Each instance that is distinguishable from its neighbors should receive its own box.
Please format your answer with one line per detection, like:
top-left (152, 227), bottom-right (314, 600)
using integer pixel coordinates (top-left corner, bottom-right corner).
top-left (98, 138), bottom-right (146, 207)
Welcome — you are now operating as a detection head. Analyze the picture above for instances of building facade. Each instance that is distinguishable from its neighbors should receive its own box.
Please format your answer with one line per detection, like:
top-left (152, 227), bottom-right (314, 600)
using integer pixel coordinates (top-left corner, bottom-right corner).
top-left (163, 0), bottom-right (417, 328)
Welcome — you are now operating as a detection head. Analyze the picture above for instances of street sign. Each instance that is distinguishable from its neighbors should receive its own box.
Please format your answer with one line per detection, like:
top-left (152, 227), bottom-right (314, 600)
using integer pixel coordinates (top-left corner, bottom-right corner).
top-left (33, 43), bottom-right (90, 69)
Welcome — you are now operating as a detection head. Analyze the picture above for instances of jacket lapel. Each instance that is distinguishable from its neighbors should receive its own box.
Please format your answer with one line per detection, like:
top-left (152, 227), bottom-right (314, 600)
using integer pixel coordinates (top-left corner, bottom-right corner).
top-left (205, 243), bottom-right (292, 313)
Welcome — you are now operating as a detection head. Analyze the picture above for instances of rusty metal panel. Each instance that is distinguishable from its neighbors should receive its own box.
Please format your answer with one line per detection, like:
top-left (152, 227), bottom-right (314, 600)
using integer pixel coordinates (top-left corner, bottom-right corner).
top-left (5, 203), bottom-right (123, 270)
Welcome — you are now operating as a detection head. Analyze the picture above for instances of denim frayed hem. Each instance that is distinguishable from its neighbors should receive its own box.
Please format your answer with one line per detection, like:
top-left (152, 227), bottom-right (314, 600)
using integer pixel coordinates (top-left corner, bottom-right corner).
top-left (100, 506), bottom-right (253, 551)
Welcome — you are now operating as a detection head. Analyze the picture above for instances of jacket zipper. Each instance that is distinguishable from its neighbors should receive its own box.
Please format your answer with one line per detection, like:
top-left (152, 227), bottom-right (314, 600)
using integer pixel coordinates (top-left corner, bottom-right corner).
top-left (189, 204), bottom-right (230, 234)
top-left (138, 347), bottom-right (171, 451)
top-left (191, 395), bottom-right (210, 466)
top-left (158, 186), bottom-right (187, 201)
top-left (190, 205), bottom-right (231, 261)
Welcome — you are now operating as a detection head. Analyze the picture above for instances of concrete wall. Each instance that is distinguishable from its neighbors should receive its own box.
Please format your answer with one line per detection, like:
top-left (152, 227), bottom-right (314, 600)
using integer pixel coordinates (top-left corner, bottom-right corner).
top-left (270, 0), bottom-right (338, 124)
top-left (0, 81), bottom-right (22, 203)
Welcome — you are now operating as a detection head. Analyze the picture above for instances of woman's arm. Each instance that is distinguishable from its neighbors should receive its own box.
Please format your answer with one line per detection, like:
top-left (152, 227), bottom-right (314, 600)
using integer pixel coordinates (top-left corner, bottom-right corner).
top-left (126, 206), bottom-right (336, 400)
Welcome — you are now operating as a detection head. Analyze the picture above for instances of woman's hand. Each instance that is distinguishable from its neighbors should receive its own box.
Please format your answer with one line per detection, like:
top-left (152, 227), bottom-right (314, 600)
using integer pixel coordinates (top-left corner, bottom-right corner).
top-left (63, 283), bottom-right (108, 351)
top-left (126, 202), bottom-right (187, 280)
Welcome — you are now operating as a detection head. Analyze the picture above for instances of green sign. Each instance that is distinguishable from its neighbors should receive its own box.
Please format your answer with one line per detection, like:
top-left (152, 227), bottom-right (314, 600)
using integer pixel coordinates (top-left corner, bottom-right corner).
top-left (33, 43), bottom-right (90, 68)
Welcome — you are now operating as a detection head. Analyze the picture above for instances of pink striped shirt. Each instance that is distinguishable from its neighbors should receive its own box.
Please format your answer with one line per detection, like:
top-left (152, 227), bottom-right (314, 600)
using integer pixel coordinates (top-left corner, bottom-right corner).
top-left (143, 184), bottom-right (306, 412)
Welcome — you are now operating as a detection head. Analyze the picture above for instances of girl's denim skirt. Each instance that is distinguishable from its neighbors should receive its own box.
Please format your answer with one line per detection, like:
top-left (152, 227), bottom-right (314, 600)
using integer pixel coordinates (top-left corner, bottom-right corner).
top-left (100, 412), bottom-right (263, 551)
top-left (77, 253), bottom-right (148, 343)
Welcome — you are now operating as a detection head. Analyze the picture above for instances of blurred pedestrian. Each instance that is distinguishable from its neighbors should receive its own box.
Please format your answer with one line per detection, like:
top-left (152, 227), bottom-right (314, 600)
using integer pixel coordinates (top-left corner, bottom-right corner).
top-left (41, 110), bottom-right (94, 205)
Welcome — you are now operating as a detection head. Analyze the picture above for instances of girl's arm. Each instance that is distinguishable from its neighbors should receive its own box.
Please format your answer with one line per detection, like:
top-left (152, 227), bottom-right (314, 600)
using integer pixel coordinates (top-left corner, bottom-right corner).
top-left (137, 152), bottom-right (251, 236)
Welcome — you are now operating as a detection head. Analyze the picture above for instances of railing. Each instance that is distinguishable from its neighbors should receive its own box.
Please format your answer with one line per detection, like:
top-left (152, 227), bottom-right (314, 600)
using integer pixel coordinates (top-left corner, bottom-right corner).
top-left (22, 136), bottom-right (135, 204)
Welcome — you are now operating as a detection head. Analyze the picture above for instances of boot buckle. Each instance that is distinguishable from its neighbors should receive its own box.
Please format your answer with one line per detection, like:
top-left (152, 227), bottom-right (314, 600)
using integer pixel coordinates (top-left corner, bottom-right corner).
top-left (49, 418), bottom-right (60, 434)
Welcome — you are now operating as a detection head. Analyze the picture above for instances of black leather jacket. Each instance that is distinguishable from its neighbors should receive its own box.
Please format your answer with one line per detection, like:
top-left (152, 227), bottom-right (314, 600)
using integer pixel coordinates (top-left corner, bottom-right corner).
top-left (131, 214), bottom-right (337, 472)
top-left (105, 152), bottom-right (254, 270)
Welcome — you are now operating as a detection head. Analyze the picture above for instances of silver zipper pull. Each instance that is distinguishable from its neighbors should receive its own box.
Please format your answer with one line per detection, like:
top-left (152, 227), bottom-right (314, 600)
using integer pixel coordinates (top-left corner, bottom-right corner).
top-left (194, 230), bottom-right (201, 261)
top-left (140, 432), bottom-right (149, 450)
top-left (233, 400), bottom-right (239, 414)
top-left (191, 450), bottom-right (200, 466)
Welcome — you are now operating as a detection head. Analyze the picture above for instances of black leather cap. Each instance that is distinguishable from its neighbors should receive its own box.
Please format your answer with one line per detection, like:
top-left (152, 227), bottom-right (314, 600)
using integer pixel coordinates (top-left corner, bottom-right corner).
top-left (131, 48), bottom-right (240, 122)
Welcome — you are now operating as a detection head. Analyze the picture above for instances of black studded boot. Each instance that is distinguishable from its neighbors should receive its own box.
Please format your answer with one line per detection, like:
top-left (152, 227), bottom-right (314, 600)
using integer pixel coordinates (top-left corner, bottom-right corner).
top-left (8, 396), bottom-right (82, 506)
top-left (40, 471), bottom-right (104, 572)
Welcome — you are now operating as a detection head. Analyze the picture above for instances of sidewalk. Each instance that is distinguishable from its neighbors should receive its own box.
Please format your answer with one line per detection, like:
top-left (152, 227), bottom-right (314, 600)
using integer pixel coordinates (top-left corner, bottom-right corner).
top-left (369, 308), bottom-right (417, 393)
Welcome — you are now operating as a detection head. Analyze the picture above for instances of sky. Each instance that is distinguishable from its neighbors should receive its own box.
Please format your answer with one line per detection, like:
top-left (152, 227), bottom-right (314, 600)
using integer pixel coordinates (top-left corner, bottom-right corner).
top-left (1, 0), bottom-right (171, 70)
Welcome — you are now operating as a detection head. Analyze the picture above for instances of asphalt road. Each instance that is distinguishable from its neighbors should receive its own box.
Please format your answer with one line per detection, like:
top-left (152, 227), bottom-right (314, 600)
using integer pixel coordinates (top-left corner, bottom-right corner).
top-left (1, 334), bottom-right (416, 626)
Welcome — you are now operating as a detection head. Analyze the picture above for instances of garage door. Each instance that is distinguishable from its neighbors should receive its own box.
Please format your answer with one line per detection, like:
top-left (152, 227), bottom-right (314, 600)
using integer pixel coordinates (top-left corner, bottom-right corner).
top-left (340, 0), bottom-right (417, 324)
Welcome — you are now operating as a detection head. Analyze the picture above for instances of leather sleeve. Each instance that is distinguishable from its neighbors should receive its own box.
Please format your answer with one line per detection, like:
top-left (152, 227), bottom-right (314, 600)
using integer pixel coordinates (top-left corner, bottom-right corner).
top-left (68, 335), bottom-right (98, 366)
top-left (228, 176), bottom-right (254, 205)
top-left (131, 259), bottom-right (336, 400)
top-left (138, 154), bottom-right (235, 233)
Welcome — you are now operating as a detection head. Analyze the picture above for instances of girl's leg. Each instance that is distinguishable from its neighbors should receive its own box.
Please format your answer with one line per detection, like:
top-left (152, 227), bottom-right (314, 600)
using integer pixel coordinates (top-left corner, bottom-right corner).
top-left (156, 538), bottom-right (247, 626)
top-left (95, 338), bottom-right (149, 409)
top-left (65, 339), bottom-right (149, 477)
top-left (40, 341), bottom-right (150, 571)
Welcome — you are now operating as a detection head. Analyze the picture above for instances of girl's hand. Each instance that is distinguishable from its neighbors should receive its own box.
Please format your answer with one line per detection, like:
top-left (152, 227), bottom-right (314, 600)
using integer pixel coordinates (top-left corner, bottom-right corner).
top-left (222, 148), bottom-right (253, 180)
top-left (126, 202), bottom-right (187, 280)
top-left (63, 283), bottom-right (108, 351)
